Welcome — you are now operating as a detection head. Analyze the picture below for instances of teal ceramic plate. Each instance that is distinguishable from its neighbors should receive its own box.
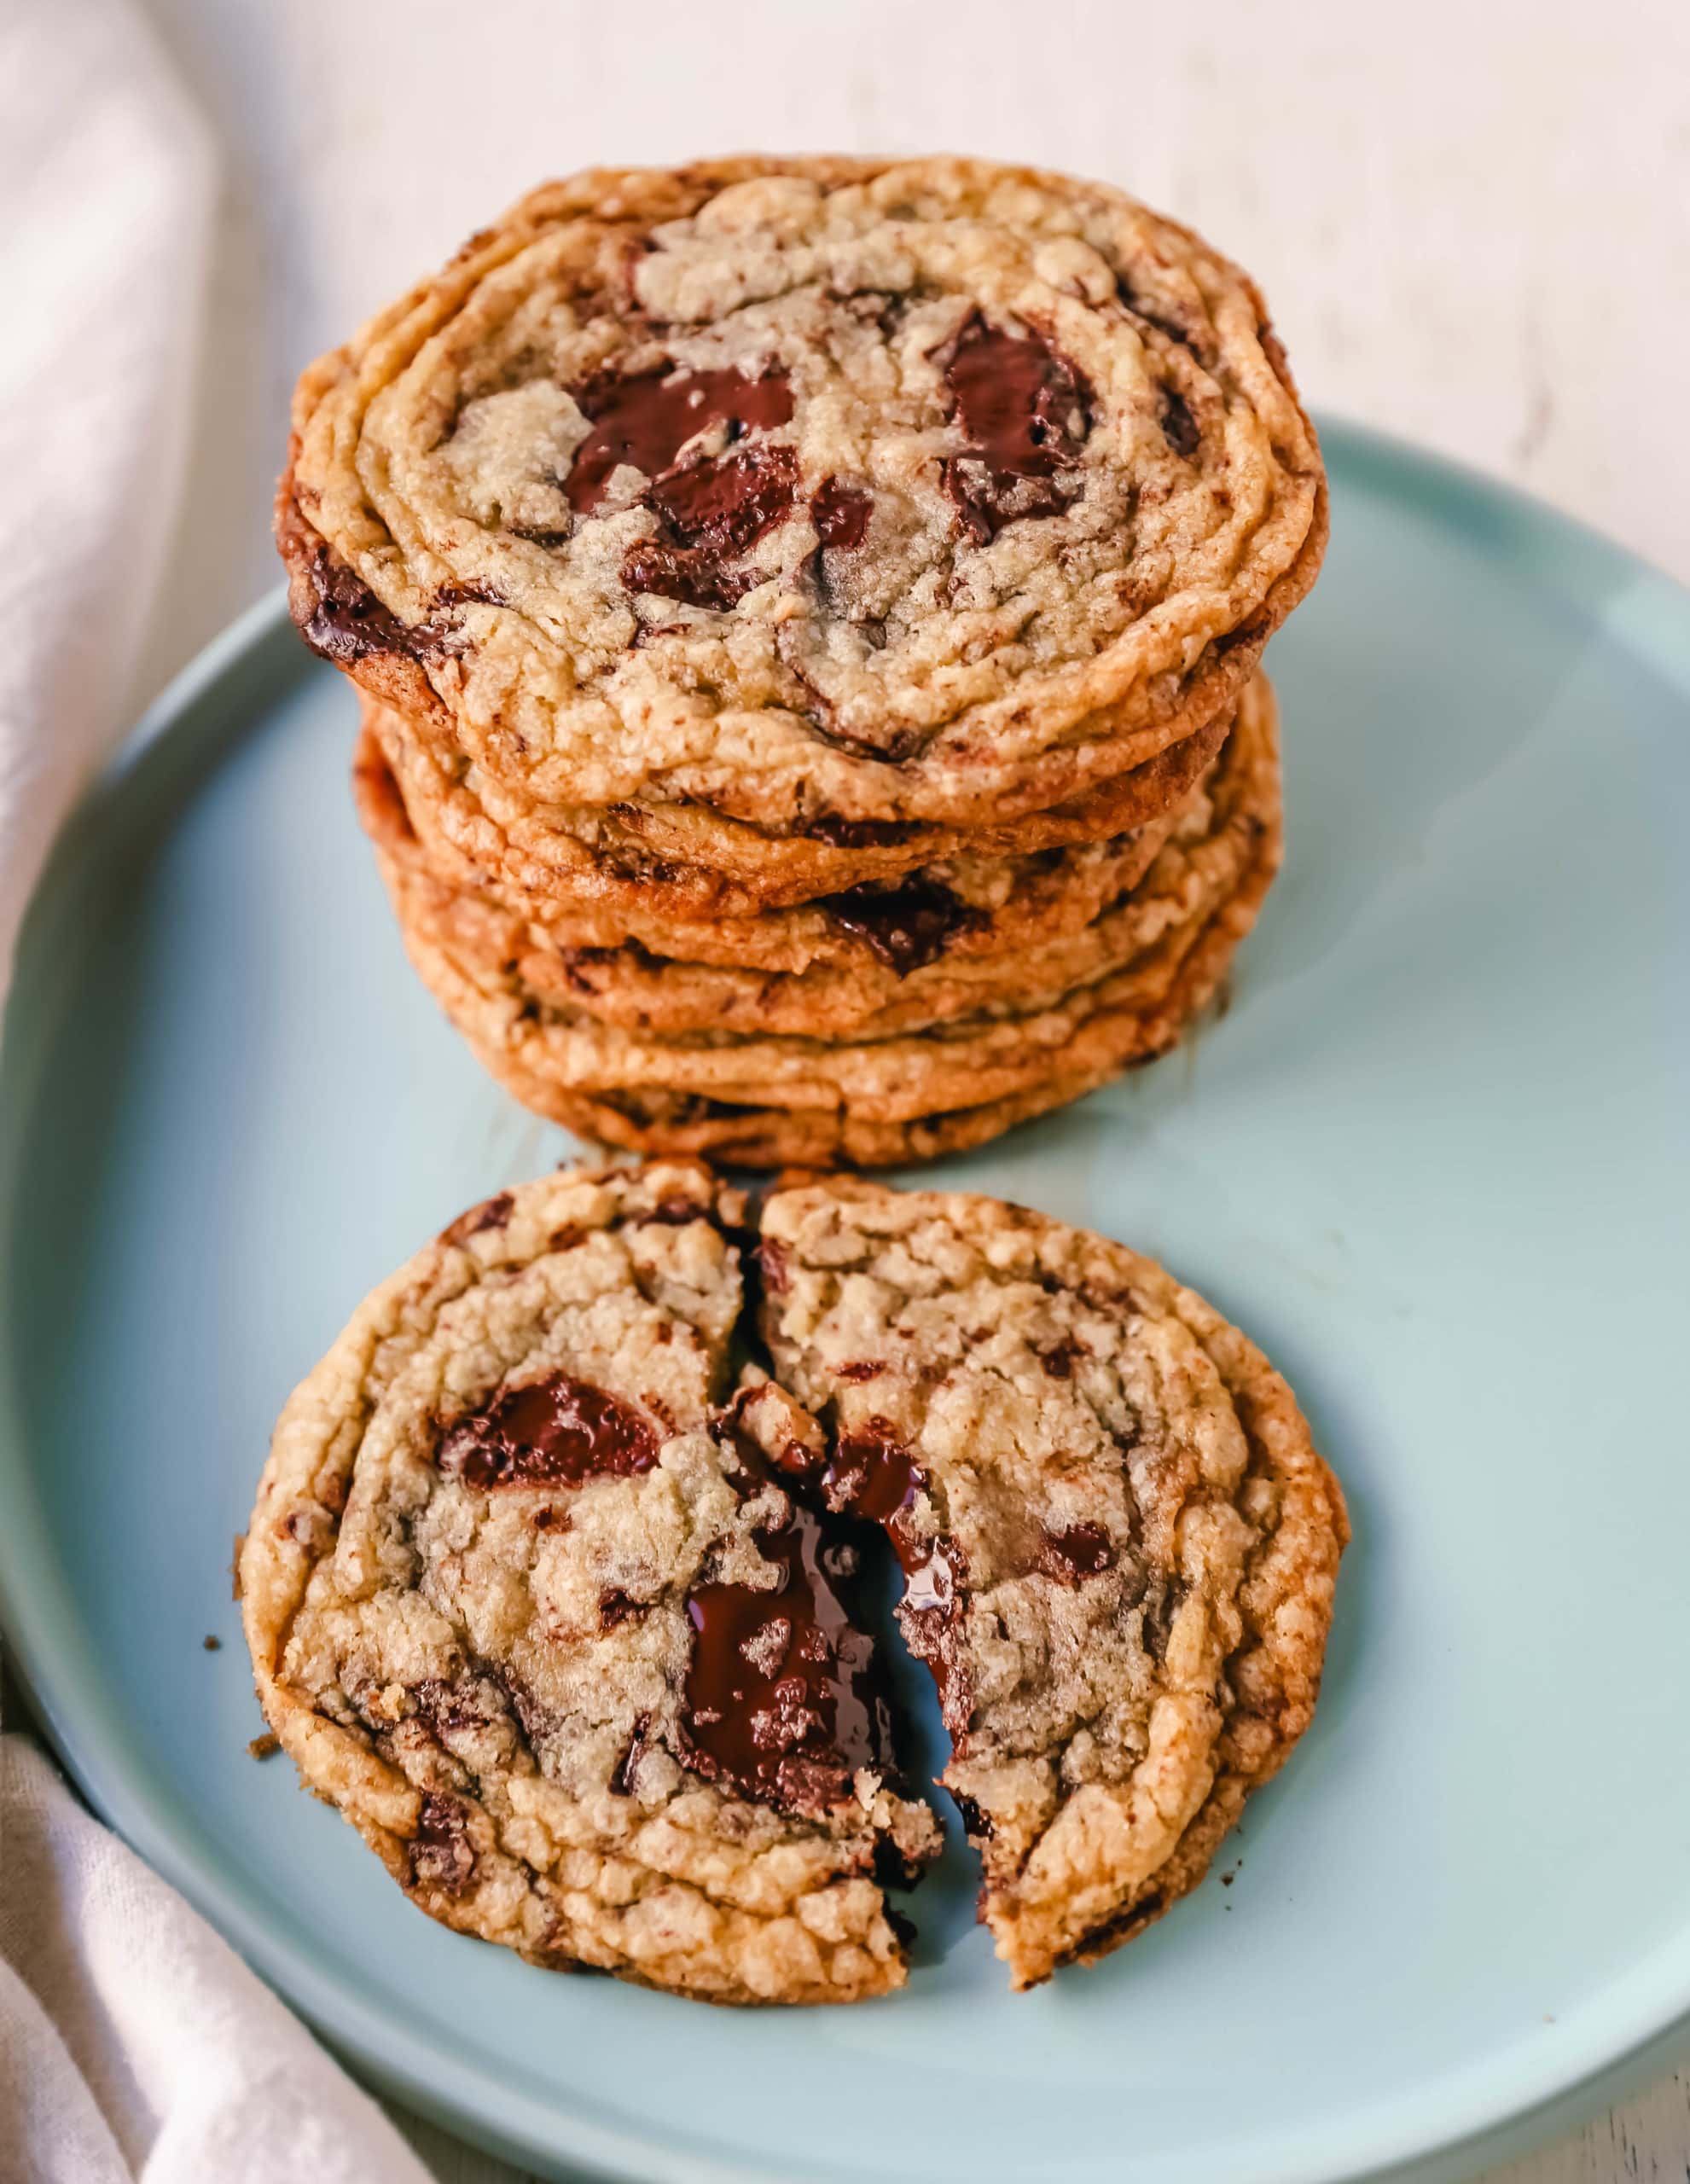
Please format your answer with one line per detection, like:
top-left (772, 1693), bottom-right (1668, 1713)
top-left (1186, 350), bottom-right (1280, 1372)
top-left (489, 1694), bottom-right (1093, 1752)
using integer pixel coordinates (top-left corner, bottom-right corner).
top-left (3, 422), bottom-right (1688, 2184)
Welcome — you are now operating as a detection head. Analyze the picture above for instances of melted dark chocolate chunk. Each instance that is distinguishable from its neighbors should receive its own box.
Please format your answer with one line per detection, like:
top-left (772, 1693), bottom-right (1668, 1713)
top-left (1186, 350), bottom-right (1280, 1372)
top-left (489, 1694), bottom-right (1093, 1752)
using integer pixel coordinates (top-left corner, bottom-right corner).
top-left (939, 316), bottom-right (1092, 543)
top-left (819, 876), bottom-right (987, 975)
top-left (407, 1792), bottom-right (476, 1896)
top-left (680, 1495), bottom-right (893, 1815)
top-left (797, 1416), bottom-right (972, 1737)
top-left (563, 361), bottom-right (803, 610)
top-left (1160, 388), bottom-right (1199, 459)
top-left (438, 1373), bottom-right (659, 1490)
top-left (624, 443), bottom-right (799, 608)
top-left (897, 1534), bottom-right (969, 1736)
top-left (823, 1427), bottom-right (922, 1525)
top-left (1040, 1522), bottom-right (1117, 1586)
top-left (566, 365), bottom-right (794, 514)
top-left (439, 1191), bottom-right (514, 1246)
top-left (650, 442), bottom-right (798, 549)
top-left (281, 500), bottom-right (489, 669)
top-left (949, 1789), bottom-right (993, 1839)
top-left (282, 501), bottom-right (418, 667)
top-left (634, 1194), bottom-right (711, 1226)
top-left (811, 476), bottom-right (872, 550)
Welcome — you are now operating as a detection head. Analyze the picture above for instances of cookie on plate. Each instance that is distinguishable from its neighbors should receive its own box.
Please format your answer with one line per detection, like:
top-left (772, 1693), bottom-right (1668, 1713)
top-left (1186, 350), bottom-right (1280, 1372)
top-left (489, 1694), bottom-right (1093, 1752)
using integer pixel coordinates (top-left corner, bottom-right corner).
top-left (281, 155), bottom-right (1324, 847)
top-left (758, 1176), bottom-right (1348, 1988)
top-left (239, 1160), bottom-right (940, 2004)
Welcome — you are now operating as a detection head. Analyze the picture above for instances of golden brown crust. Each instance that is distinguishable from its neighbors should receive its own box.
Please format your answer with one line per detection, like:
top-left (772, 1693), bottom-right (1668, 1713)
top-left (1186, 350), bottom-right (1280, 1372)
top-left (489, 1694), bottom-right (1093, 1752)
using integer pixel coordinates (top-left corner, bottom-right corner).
top-left (398, 787), bottom-right (1277, 1168)
top-left (357, 684), bottom-right (1235, 919)
top-left (358, 676), bottom-right (1275, 1048)
top-left (757, 1176), bottom-right (1349, 1987)
top-left (278, 155), bottom-right (1325, 837)
top-left (240, 1160), bottom-right (940, 2004)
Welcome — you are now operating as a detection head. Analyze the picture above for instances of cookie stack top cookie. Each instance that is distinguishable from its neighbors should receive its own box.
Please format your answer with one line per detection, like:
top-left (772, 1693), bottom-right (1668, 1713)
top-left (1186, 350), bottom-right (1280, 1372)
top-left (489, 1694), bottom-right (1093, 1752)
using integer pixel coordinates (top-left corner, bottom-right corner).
top-left (280, 156), bottom-right (1324, 874)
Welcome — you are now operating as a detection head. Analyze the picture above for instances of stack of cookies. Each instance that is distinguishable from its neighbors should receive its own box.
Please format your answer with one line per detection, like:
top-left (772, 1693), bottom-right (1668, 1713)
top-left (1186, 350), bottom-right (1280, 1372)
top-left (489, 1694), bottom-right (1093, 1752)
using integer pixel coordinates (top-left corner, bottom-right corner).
top-left (278, 157), bottom-right (1326, 1165)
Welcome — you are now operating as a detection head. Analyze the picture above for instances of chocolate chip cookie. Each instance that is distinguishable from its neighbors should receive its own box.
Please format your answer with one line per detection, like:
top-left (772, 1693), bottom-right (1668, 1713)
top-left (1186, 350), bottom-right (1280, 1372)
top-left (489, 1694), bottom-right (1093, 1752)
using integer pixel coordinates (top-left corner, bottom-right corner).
top-left (362, 675), bottom-right (1271, 1044)
top-left (280, 156), bottom-right (1324, 845)
top-left (363, 672), bottom-right (1278, 1164)
top-left (245, 1165), bottom-right (1345, 1999)
top-left (757, 1176), bottom-right (1348, 1988)
top-left (239, 1160), bottom-right (940, 2004)
top-left (359, 684), bottom-right (1232, 919)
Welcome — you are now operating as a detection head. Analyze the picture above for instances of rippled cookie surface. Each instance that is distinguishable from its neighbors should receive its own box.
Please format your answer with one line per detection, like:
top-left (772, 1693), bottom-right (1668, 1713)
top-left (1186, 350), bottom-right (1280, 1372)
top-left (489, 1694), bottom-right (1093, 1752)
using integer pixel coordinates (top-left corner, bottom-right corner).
top-left (240, 1161), bottom-right (938, 2004)
top-left (281, 157), bottom-right (1324, 830)
top-left (758, 1176), bottom-right (1347, 1987)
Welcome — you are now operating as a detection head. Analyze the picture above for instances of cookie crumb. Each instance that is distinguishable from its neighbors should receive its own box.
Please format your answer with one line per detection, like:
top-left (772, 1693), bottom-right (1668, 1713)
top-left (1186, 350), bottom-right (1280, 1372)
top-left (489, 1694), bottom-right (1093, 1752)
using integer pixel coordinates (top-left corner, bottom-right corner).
top-left (247, 1734), bottom-right (281, 1760)
top-left (202, 1635), bottom-right (222, 1652)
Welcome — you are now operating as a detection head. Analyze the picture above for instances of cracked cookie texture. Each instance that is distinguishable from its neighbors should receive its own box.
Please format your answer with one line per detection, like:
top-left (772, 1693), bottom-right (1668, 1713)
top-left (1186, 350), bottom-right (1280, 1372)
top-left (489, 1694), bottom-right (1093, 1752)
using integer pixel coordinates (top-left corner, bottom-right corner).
top-left (279, 155), bottom-right (1324, 840)
top-left (239, 1159), bottom-right (939, 2005)
top-left (244, 1161), bottom-right (1345, 2001)
top-left (758, 1175), bottom-right (1348, 1989)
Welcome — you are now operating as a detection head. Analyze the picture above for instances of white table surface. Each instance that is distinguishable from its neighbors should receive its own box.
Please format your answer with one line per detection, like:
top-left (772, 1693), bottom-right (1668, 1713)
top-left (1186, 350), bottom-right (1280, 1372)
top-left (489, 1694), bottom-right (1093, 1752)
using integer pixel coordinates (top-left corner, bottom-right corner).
top-left (125, 2), bottom-right (1690, 2176)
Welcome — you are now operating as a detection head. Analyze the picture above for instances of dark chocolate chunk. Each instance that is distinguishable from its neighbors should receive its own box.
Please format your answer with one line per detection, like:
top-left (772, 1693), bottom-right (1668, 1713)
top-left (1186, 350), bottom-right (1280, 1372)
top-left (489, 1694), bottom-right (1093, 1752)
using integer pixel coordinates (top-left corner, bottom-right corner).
top-left (1039, 1521), bottom-right (1117, 1586)
top-left (819, 875), bottom-right (987, 975)
top-left (1160, 388), bottom-right (1199, 459)
top-left (624, 443), bottom-right (799, 609)
top-left (824, 1425), bottom-right (921, 1525)
top-left (282, 503), bottom-right (419, 667)
top-left (408, 1792), bottom-right (477, 1896)
top-left (566, 364), bottom-right (793, 514)
top-left (804, 1416), bottom-right (972, 1739)
top-left (937, 316), bottom-right (1091, 543)
top-left (811, 476), bottom-right (872, 551)
top-left (439, 1191), bottom-right (514, 1246)
top-left (438, 1373), bottom-right (659, 1490)
top-left (679, 1492), bottom-right (894, 1815)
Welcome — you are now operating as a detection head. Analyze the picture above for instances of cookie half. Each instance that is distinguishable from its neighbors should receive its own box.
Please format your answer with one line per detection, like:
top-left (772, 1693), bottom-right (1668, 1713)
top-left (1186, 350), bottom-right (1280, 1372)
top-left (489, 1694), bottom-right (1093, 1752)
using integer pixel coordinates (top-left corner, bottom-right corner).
top-left (240, 1160), bottom-right (940, 2004)
top-left (281, 155), bottom-right (1323, 839)
top-left (758, 1176), bottom-right (1348, 1988)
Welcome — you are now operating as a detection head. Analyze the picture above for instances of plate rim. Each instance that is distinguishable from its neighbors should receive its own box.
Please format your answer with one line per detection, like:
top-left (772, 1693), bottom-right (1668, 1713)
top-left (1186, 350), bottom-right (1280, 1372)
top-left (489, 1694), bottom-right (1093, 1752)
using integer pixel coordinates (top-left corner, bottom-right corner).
top-left (3, 416), bottom-right (1690, 2184)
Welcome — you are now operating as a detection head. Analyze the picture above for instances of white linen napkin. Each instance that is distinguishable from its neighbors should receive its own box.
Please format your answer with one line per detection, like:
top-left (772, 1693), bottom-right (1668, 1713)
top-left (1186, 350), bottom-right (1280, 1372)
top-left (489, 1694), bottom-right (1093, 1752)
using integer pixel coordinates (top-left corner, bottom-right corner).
top-left (0, 4), bottom-right (432, 2179)
top-left (0, 0), bottom-right (209, 989)
top-left (0, 1738), bottom-right (433, 2184)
